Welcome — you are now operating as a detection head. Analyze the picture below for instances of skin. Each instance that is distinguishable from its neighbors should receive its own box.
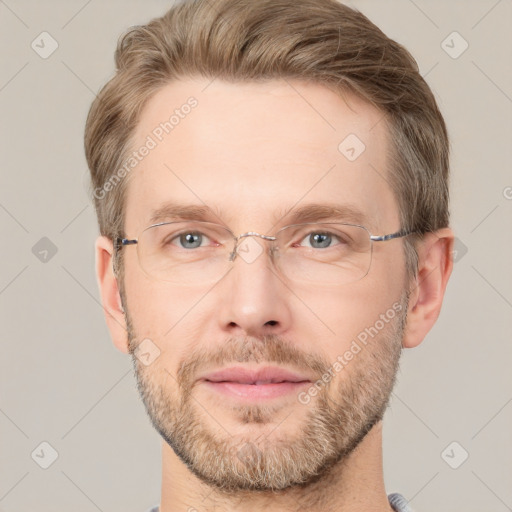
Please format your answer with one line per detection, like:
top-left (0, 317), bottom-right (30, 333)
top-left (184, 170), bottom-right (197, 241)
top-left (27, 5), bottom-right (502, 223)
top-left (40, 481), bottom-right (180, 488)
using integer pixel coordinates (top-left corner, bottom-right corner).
top-left (95, 78), bottom-right (454, 512)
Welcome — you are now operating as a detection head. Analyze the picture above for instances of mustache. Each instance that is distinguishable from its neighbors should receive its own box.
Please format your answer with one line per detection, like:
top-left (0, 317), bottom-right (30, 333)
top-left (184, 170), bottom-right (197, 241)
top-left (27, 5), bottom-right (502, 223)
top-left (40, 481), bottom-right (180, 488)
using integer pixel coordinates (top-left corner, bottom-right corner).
top-left (176, 334), bottom-right (330, 389)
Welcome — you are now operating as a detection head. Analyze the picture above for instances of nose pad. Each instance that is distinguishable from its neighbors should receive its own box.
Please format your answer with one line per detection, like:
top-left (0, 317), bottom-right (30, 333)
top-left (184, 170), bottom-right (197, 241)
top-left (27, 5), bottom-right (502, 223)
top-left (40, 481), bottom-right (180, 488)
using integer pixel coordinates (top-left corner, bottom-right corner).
top-left (229, 233), bottom-right (277, 264)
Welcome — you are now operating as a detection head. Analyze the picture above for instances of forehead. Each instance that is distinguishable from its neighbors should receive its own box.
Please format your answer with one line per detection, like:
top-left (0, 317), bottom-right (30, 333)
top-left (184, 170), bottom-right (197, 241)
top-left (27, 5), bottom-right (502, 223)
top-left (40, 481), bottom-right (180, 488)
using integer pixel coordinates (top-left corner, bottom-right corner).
top-left (124, 78), bottom-right (399, 234)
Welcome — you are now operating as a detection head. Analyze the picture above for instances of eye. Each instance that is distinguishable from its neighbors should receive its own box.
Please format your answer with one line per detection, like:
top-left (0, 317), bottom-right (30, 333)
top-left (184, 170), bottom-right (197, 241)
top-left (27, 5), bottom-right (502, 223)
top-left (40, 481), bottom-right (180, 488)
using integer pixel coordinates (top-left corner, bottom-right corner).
top-left (297, 230), bottom-right (349, 249)
top-left (172, 231), bottom-right (211, 249)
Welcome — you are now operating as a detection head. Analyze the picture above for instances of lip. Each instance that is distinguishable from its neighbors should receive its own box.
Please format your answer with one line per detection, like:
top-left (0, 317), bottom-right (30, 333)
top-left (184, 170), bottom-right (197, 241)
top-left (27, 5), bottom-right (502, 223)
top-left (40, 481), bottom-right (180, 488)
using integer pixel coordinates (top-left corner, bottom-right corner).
top-left (198, 366), bottom-right (313, 401)
top-left (199, 366), bottom-right (312, 385)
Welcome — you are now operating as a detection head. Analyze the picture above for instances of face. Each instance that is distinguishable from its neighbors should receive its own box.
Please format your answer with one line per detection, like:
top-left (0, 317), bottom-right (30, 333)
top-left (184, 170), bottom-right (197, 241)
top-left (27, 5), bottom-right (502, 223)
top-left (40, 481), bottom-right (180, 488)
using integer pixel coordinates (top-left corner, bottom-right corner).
top-left (120, 78), bottom-right (409, 492)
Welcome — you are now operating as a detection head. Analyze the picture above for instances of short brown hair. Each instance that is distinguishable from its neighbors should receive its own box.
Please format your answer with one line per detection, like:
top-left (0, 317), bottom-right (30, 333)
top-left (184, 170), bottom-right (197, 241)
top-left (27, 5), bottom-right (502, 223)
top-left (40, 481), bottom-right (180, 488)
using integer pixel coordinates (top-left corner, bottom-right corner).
top-left (84, 0), bottom-right (450, 282)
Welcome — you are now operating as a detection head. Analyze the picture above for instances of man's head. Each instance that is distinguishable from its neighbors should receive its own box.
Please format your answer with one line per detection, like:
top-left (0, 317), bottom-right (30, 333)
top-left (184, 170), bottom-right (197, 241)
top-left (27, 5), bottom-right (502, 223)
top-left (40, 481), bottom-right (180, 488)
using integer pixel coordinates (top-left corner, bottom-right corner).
top-left (86, 0), bottom-right (453, 496)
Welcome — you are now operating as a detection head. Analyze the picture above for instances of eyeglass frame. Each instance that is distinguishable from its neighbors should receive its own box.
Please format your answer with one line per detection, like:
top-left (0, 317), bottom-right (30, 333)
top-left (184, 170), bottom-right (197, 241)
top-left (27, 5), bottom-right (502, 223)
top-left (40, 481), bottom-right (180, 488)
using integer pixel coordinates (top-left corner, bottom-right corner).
top-left (113, 219), bottom-right (417, 280)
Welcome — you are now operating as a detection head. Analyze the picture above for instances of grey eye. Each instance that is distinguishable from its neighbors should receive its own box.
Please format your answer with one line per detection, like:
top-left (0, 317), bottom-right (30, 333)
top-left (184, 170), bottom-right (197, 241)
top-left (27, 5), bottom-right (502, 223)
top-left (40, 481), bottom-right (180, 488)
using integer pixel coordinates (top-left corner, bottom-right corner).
top-left (309, 233), bottom-right (332, 248)
top-left (178, 232), bottom-right (204, 249)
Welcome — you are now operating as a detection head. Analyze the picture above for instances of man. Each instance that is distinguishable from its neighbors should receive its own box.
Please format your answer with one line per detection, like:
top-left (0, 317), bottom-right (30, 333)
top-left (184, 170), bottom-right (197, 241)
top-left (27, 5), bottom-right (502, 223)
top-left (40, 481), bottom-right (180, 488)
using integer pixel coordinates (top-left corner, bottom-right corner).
top-left (85, 0), bottom-right (453, 510)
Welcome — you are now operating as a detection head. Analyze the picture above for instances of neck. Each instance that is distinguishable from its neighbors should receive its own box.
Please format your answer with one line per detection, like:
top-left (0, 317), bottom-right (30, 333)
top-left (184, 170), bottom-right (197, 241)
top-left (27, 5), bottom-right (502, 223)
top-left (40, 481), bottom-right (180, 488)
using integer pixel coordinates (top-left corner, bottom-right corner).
top-left (158, 421), bottom-right (393, 512)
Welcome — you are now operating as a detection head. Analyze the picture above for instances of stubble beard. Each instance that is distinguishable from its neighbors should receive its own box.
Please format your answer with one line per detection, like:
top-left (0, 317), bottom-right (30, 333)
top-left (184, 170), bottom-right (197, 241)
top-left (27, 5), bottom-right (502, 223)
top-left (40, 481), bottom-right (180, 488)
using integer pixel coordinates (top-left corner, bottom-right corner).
top-left (124, 293), bottom-right (407, 494)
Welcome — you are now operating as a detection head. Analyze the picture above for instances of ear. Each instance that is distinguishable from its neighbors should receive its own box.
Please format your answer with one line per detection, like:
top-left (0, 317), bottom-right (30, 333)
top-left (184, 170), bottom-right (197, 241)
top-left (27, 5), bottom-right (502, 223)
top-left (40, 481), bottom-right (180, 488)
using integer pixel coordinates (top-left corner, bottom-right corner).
top-left (402, 227), bottom-right (454, 348)
top-left (95, 236), bottom-right (129, 354)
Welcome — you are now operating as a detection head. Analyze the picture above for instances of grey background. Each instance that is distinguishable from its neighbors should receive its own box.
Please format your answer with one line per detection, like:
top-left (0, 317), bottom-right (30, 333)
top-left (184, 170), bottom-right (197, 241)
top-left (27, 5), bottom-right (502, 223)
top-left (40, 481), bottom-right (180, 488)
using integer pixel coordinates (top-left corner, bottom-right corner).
top-left (1, 0), bottom-right (511, 511)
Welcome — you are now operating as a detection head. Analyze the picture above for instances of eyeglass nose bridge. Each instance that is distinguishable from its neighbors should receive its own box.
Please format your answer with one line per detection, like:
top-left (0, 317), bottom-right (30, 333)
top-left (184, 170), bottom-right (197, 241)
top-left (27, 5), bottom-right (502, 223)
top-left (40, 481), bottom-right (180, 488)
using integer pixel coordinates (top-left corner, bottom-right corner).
top-left (229, 231), bottom-right (277, 262)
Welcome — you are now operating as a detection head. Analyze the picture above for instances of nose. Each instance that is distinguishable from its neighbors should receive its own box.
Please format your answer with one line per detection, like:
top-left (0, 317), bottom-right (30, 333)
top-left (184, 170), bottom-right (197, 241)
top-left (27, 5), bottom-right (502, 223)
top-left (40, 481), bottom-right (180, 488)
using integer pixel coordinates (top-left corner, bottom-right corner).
top-left (216, 234), bottom-right (293, 337)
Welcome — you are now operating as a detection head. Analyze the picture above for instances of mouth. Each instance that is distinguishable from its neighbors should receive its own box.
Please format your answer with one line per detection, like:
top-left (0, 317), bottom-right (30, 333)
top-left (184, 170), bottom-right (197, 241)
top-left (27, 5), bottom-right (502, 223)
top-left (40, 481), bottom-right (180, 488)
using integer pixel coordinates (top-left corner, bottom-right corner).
top-left (198, 366), bottom-right (312, 400)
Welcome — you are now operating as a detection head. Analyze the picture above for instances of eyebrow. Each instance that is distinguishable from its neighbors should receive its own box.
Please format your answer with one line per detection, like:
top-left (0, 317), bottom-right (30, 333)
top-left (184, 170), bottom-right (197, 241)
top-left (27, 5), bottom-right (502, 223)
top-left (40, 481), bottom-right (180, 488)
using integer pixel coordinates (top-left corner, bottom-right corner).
top-left (149, 202), bottom-right (221, 225)
top-left (149, 201), bottom-right (372, 230)
top-left (277, 203), bottom-right (371, 228)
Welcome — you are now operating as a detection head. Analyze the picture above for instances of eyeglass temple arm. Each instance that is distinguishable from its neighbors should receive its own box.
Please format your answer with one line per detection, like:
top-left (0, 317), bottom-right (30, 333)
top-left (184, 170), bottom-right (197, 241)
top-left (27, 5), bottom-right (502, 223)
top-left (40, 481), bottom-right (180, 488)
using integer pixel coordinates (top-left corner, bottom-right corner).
top-left (113, 238), bottom-right (138, 272)
top-left (115, 237), bottom-right (138, 250)
top-left (370, 229), bottom-right (416, 242)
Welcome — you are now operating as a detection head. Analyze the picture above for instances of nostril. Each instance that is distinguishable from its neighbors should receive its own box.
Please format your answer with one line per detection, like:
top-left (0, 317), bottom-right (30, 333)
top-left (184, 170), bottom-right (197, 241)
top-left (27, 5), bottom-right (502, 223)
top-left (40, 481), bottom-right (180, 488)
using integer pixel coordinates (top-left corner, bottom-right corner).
top-left (265, 320), bottom-right (278, 326)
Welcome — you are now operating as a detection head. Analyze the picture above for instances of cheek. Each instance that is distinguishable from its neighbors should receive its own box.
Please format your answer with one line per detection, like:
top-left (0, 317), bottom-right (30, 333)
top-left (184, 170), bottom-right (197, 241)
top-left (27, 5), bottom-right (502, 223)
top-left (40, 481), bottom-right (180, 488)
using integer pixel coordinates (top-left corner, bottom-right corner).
top-left (124, 279), bottom-right (212, 375)
top-left (124, 270), bottom-right (207, 343)
top-left (293, 268), bottom-right (404, 360)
